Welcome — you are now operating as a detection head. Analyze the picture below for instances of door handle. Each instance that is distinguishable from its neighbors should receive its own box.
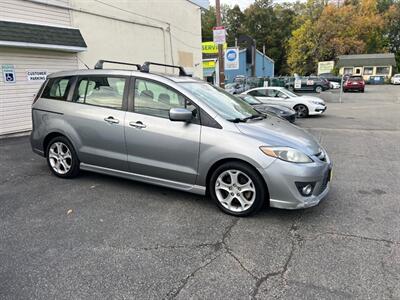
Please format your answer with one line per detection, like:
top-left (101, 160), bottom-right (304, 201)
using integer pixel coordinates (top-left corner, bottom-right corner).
top-left (104, 116), bottom-right (119, 124)
top-left (129, 121), bottom-right (146, 129)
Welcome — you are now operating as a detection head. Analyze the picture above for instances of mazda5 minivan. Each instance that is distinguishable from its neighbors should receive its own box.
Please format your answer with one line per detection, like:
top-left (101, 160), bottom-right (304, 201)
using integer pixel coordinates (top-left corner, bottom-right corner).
top-left (31, 61), bottom-right (332, 216)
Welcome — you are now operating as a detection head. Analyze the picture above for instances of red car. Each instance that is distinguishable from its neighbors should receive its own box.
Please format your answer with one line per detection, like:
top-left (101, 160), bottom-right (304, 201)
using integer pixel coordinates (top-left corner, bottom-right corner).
top-left (343, 75), bottom-right (365, 92)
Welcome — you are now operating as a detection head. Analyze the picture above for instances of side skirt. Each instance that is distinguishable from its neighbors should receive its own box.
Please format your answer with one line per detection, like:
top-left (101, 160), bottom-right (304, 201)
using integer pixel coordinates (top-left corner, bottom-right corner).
top-left (80, 163), bottom-right (206, 195)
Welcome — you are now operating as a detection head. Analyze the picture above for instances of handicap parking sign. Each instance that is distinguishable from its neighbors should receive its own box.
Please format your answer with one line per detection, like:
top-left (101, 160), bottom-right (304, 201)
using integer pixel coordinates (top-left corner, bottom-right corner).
top-left (2, 64), bottom-right (16, 83)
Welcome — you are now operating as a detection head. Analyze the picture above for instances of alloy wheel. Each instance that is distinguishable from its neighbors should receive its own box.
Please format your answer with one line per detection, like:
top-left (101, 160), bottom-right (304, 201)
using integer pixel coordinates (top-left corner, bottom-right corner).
top-left (315, 86), bottom-right (322, 93)
top-left (48, 142), bottom-right (72, 175)
top-left (295, 105), bottom-right (308, 118)
top-left (215, 169), bottom-right (256, 212)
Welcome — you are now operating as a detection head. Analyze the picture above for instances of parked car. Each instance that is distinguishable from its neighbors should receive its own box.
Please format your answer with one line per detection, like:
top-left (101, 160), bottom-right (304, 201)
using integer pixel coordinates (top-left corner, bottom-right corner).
top-left (31, 60), bottom-right (332, 216)
top-left (225, 82), bottom-right (245, 94)
top-left (329, 81), bottom-right (341, 89)
top-left (242, 86), bottom-right (327, 118)
top-left (391, 74), bottom-right (400, 85)
top-left (319, 73), bottom-right (341, 83)
top-left (285, 76), bottom-right (330, 93)
top-left (237, 94), bottom-right (296, 123)
top-left (343, 75), bottom-right (365, 92)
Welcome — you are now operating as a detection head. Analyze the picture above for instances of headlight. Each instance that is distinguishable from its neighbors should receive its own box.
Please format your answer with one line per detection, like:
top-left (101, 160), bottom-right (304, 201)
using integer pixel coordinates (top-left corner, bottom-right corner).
top-left (311, 100), bottom-right (324, 105)
top-left (260, 147), bottom-right (313, 163)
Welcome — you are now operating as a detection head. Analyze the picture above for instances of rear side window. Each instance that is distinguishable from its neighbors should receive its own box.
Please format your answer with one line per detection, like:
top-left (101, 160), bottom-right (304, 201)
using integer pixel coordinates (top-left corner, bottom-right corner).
top-left (73, 76), bottom-right (126, 110)
top-left (248, 90), bottom-right (266, 97)
top-left (41, 77), bottom-right (72, 100)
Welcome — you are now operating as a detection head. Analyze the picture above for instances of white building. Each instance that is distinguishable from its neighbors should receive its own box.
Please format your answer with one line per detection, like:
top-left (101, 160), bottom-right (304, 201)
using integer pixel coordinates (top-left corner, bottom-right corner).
top-left (0, 0), bottom-right (207, 135)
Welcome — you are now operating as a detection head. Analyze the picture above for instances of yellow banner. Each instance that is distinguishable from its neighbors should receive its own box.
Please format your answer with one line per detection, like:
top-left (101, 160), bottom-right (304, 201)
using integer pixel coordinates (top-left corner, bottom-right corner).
top-left (202, 41), bottom-right (227, 54)
top-left (203, 60), bottom-right (216, 68)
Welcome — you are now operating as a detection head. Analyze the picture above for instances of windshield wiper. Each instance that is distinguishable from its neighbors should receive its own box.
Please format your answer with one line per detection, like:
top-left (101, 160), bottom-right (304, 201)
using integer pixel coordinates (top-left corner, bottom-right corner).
top-left (228, 114), bottom-right (266, 123)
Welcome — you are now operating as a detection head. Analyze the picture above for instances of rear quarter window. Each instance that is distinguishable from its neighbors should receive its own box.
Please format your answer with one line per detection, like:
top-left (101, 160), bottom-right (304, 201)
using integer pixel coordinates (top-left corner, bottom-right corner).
top-left (41, 77), bottom-right (72, 100)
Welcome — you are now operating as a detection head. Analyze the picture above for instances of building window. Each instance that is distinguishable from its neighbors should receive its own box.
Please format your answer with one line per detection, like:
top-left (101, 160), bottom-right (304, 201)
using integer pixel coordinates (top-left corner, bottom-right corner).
top-left (343, 68), bottom-right (353, 75)
top-left (363, 67), bottom-right (374, 75)
top-left (376, 67), bottom-right (390, 75)
top-left (42, 77), bottom-right (72, 100)
top-left (73, 76), bottom-right (126, 110)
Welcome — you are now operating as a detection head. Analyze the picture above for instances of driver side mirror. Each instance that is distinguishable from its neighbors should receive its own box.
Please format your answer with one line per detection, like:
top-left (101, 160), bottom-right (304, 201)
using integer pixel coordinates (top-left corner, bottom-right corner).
top-left (169, 108), bottom-right (193, 122)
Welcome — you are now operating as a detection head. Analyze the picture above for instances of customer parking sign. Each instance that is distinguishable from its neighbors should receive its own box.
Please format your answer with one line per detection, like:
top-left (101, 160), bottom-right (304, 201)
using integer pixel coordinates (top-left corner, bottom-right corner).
top-left (2, 64), bottom-right (16, 83)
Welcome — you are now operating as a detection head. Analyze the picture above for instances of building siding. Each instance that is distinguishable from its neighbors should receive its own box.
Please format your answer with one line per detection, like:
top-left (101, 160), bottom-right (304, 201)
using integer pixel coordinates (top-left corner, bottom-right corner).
top-left (0, 48), bottom-right (78, 135)
top-left (0, 0), bottom-right (71, 26)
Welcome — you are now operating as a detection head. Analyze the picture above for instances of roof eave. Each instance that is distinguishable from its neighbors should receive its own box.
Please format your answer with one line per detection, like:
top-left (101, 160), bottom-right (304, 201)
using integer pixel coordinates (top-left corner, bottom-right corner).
top-left (0, 41), bottom-right (87, 52)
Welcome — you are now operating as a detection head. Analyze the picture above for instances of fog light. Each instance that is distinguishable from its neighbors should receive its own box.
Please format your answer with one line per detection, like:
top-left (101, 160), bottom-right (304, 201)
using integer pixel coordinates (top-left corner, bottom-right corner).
top-left (302, 184), bottom-right (313, 196)
top-left (295, 182), bottom-right (315, 197)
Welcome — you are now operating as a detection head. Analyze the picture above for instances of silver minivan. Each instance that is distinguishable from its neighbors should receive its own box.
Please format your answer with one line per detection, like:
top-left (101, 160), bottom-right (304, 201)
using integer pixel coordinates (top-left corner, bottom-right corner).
top-left (31, 61), bottom-right (332, 216)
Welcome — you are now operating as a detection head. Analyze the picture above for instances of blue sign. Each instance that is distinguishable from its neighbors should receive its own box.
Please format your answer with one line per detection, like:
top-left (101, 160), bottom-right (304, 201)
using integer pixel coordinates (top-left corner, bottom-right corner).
top-left (225, 48), bottom-right (239, 70)
top-left (2, 64), bottom-right (16, 83)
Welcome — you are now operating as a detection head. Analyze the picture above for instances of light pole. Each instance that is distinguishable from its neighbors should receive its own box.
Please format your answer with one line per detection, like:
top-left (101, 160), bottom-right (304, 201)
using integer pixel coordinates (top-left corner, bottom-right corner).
top-left (215, 0), bottom-right (225, 88)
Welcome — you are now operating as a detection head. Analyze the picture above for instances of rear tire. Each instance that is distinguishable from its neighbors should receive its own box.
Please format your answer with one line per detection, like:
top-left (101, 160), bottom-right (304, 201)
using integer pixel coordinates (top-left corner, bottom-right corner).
top-left (46, 136), bottom-right (80, 178)
top-left (209, 162), bottom-right (267, 217)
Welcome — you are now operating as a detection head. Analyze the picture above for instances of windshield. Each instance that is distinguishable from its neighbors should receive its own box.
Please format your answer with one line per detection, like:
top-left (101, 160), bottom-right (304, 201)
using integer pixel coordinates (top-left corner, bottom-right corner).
top-left (282, 89), bottom-right (298, 98)
top-left (239, 94), bottom-right (261, 105)
top-left (180, 82), bottom-right (259, 121)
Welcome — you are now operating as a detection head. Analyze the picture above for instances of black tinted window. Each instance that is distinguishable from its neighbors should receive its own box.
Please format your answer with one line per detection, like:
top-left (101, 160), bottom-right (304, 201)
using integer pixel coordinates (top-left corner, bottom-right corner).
top-left (73, 76), bottom-right (126, 110)
top-left (248, 90), bottom-right (266, 97)
top-left (42, 77), bottom-right (72, 100)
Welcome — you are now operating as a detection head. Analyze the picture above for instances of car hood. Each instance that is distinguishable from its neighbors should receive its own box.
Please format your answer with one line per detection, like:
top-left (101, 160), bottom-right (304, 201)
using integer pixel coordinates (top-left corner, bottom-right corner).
top-left (235, 116), bottom-right (321, 155)
top-left (298, 95), bottom-right (325, 103)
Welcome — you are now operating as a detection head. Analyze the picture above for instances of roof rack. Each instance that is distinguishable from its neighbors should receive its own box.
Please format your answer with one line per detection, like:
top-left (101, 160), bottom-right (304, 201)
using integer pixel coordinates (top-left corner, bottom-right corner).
top-left (94, 60), bottom-right (141, 70)
top-left (141, 61), bottom-right (189, 76)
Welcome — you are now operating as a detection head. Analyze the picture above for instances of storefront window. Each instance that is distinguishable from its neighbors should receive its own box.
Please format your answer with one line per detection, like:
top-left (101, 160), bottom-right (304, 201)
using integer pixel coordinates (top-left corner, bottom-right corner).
top-left (376, 66), bottom-right (389, 75)
top-left (343, 68), bottom-right (353, 75)
top-left (363, 67), bottom-right (374, 75)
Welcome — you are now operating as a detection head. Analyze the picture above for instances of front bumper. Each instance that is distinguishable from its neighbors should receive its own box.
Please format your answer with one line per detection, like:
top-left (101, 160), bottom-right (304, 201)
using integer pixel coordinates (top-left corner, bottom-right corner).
top-left (309, 105), bottom-right (327, 115)
top-left (260, 157), bottom-right (332, 210)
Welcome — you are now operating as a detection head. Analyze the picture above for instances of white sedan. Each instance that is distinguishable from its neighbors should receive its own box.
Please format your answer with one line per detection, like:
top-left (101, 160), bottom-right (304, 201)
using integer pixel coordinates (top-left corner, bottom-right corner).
top-left (391, 74), bottom-right (400, 85)
top-left (242, 87), bottom-right (327, 118)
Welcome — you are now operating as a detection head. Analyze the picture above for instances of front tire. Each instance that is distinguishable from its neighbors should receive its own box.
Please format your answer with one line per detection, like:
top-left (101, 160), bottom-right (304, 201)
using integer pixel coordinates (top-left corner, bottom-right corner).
top-left (209, 162), bottom-right (267, 217)
top-left (46, 136), bottom-right (80, 178)
top-left (315, 86), bottom-right (323, 93)
top-left (294, 104), bottom-right (309, 118)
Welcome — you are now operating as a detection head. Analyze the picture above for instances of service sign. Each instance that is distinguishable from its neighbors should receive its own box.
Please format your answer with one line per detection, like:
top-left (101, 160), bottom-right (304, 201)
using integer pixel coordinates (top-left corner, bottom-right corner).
top-left (27, 70), bottom-right (47, 81)
top-left (213, 26), bottom-right (226, 45)
top-left (202, 41), bottom-right (227, 54)
top-left (294, 79), bottom-right (302, 89)
top-left (224, 48), bottom-right (239, 70)
top-left (2, 64), bottom-right (16, 83)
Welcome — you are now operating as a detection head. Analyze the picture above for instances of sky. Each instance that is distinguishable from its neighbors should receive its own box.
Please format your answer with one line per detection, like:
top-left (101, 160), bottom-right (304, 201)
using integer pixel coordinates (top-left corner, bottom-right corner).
top-left (220, 0), bottom-right (255, 9)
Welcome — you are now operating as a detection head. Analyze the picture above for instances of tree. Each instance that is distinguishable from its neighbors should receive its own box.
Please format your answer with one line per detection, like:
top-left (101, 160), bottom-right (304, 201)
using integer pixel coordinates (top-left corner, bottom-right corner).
top-left (287, 20), bottom-right (319, 74)
top-left (385, 2), bottom-right (400, 70)
top-left (224, 5), bottom-right (245, 46)
top-left (201, 6), bottom-right (216, 42)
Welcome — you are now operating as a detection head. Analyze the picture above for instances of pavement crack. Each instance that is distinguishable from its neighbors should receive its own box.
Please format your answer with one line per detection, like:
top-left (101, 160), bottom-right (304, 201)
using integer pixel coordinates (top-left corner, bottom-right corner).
top-left (311, 232), bottom-right (399, 245)
top-left (250, 213), bottom-right (303, 299)
top-left (165, 252), bottom-right (223, 299)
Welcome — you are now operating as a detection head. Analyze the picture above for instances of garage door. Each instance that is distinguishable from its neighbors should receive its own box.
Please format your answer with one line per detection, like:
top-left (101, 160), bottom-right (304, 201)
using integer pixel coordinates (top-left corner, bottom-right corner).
top-left (0, 48), bottom-right (78, 135)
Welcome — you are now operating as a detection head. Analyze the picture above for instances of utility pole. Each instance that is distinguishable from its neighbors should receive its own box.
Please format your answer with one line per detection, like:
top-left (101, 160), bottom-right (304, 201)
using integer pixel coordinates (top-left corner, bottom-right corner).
top-left (215, 0), bottom-right (225, 88)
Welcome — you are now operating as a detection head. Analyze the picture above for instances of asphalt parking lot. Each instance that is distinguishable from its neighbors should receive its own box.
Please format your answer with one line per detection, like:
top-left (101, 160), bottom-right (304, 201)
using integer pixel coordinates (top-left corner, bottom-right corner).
top-left (1, 85), bottom-right (399, 299)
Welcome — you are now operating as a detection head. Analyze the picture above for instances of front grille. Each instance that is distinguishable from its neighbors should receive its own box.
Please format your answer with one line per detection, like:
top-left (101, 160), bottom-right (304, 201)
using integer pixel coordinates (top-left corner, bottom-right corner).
top-left (319, 169), bottom-right (331, 194)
